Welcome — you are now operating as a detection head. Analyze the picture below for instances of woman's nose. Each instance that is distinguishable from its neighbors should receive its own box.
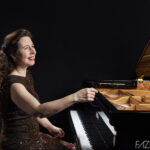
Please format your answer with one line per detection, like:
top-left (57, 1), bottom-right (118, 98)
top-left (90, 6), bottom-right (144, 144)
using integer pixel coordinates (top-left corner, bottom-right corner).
top-left (30, 47), bottom-right (36, 54)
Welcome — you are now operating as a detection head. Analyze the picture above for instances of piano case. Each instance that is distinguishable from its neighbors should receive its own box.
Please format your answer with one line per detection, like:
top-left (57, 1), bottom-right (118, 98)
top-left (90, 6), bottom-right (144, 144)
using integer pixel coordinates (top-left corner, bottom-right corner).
top-left (83, 40), bottom-right (150, 150)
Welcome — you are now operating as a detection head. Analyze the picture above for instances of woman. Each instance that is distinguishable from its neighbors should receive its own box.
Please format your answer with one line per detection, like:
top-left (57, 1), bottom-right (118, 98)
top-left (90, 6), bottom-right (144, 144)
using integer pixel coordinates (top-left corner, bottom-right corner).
top-left (0, 29), bottom-right (98, 150)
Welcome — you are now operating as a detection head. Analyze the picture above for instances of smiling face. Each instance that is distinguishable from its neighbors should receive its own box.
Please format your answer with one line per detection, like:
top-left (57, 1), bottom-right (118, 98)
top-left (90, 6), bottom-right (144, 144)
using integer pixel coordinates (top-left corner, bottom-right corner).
top-left (14, 36), bottom-right (36, 68)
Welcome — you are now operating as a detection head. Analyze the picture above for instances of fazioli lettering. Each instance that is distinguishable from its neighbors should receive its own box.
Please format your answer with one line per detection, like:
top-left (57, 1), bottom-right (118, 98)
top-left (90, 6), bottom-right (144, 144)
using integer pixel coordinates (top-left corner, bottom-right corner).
top-left (135, 141), bottom-right (140, 149)
top-left (135, 140), bottom-right (150, 149)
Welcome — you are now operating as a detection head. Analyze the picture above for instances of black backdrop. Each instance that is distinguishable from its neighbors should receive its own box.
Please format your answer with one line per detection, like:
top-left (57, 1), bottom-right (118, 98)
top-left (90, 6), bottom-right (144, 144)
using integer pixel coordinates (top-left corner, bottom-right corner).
top-left (1, 0), bottom-right (150, 141)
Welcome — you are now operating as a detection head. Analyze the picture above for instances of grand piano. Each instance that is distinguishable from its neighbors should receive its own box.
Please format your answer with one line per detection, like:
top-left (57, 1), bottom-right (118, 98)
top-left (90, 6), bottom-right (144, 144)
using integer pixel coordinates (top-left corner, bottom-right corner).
top-left (69, 40), bottom-right (150, 150)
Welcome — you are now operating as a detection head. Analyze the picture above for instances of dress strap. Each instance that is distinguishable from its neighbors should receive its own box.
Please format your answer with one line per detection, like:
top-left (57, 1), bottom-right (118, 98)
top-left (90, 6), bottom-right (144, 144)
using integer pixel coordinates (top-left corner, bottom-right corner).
top-left (7, 75), bottom-right (26, 86)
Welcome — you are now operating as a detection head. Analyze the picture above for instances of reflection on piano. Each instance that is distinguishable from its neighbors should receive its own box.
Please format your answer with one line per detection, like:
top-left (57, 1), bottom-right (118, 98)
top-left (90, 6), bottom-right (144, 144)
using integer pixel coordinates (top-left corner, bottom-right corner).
top-left (70, 104), bottom-right (115, 150)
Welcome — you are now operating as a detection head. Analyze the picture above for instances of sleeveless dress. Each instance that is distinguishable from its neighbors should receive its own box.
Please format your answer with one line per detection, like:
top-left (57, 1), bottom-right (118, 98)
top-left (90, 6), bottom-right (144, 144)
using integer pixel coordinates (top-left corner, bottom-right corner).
top-left (0, 71), bottom-right (72, 150)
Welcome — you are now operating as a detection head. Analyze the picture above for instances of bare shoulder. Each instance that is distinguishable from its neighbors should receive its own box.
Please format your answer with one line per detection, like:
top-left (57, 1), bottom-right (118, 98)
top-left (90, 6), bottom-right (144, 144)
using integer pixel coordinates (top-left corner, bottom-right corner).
top-left (11, 83), bottom-right (26, 93)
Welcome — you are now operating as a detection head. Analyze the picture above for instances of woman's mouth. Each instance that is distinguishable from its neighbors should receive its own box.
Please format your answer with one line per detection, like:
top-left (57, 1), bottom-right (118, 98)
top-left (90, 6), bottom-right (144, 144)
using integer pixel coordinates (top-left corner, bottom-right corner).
top-left (28, 56), bottom-right (35, 61)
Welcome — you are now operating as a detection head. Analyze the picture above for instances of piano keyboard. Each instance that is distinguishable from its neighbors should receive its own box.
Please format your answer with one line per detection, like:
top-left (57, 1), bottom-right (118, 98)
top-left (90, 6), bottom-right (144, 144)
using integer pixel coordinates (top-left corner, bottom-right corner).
top-left (96, 111), bottom-right (116, 136)
top-left (70, 108), bottom-right (115, 150)
top-left (70, 110), bottom-right (94, 150)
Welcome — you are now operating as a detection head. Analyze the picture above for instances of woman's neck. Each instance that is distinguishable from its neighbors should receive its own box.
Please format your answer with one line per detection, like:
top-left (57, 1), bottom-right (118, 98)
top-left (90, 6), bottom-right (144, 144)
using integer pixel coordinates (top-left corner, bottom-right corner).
top-left (10, 67), bottom-right (27, 77)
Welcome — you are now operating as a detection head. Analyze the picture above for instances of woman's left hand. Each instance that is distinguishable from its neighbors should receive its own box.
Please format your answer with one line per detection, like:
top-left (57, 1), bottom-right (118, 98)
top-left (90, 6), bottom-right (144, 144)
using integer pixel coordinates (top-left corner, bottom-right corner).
top-left (48, 126), bottom-right (65, 138)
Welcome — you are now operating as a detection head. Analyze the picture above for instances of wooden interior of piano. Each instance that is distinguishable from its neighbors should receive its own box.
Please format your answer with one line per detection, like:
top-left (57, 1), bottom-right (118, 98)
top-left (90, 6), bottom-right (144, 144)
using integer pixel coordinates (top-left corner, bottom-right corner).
top-left (96, 40), bottom-right (150, 111)
top-left (97, 80), bottom-right (150, 111)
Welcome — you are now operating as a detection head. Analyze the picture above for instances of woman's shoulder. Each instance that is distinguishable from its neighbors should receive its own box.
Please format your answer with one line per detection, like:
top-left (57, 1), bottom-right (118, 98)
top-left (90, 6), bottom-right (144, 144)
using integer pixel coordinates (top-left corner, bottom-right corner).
top-left (2, 70), bottom-right (34, 90)
top-left (1, 75), bottom-right (26, 94)
top-left (5, 75), bottom-right (26, 86)
top-left (6, 70), bottom-right (31, 85)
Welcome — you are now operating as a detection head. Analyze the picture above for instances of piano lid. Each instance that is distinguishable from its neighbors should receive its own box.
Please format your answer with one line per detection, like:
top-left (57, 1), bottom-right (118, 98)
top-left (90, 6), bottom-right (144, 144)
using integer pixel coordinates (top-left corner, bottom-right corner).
top-left (136, 40), bottom-right (150, 78)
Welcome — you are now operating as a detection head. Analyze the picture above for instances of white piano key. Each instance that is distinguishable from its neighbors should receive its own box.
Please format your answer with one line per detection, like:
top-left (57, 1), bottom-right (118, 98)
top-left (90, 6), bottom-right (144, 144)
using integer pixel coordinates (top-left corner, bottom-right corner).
top-left (70, 110), bottom-right (94, 150)
top-left (96, 111), bottom-right (116, 136)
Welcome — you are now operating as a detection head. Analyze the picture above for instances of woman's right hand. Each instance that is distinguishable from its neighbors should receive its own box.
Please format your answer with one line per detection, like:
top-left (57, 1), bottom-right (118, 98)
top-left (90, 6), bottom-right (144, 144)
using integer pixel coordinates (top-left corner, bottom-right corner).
top-left (73, 88), bottom-right (98, 103)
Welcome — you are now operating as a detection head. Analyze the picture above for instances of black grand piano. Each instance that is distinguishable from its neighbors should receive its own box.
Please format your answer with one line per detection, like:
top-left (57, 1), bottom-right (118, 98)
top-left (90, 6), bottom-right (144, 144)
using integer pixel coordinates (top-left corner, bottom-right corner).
top-left (69, 40), bottom-right (150, 150)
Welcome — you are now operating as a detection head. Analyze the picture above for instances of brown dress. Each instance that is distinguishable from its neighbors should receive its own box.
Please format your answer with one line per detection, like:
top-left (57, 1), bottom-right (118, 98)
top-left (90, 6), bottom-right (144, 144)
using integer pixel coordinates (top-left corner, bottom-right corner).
top-left (0, 71), bottom-right (71, 150)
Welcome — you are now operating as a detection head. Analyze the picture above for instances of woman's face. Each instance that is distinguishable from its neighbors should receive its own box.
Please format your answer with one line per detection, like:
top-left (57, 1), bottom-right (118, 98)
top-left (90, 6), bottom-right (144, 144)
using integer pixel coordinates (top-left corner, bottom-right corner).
top-left (15, 36), bottom-right (36, 68)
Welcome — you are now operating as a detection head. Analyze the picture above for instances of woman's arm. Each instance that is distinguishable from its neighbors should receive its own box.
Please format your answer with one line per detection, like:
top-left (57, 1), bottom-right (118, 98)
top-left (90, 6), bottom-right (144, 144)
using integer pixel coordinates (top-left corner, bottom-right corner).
top-left (36, 117), bottom-right (65, 137)
top-left (11, 83), bottom-right (97, 117)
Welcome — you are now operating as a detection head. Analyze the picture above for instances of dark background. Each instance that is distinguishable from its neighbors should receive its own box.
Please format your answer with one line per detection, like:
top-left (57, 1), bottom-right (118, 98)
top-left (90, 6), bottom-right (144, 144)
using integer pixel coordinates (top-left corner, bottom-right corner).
top-left (0, 0), bottom-right (150, 142)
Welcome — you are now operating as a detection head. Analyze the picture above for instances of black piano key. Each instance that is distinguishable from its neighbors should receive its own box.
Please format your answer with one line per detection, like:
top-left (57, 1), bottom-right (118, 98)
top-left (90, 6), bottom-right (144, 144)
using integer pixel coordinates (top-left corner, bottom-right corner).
top-left (77, 107), bottom-right (114, 150)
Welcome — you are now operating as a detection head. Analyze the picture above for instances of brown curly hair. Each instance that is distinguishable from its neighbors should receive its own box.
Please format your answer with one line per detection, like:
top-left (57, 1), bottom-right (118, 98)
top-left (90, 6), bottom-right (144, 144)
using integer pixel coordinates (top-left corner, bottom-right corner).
top-left (0, 29), bottom-right (32, 115)
top-left (0, 29), bottom-right (32, 86)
